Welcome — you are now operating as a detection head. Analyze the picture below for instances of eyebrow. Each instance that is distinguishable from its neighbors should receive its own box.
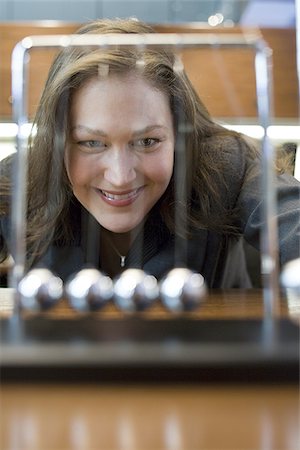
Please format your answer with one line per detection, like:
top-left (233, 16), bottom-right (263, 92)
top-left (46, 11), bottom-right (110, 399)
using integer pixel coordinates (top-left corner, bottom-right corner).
top-left (71, 125), bottom-right (108, 136)
top-left (71, 124), bottom-right (168, 137)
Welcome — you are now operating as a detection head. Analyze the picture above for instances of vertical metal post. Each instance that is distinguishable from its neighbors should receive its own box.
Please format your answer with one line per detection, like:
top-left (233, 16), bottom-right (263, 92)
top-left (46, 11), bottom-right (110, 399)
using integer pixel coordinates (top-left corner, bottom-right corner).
top-left (10, 40), bottom-right (30, 311)
top-left (173, 51), bottom-right (189, 267)
top-left (255, 41), bottom-right (280, 318)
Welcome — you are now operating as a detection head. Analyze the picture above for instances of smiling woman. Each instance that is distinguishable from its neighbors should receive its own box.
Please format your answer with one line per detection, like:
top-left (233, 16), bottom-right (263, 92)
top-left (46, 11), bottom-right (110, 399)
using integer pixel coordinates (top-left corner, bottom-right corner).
top-left (65, 74), bottom-right (174, 240)
top-left (0, 17), bottom-right (299, 287)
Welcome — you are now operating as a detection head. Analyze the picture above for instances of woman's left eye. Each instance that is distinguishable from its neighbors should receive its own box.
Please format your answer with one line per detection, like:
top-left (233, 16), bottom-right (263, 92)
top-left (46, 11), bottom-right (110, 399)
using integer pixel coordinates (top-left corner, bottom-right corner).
top-left (133, 138), bottom-right (160, 149)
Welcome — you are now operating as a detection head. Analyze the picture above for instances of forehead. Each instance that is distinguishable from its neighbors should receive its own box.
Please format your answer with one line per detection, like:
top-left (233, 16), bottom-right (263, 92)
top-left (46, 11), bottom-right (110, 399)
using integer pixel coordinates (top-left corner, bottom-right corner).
top-left (70, 73), bottom-right (171, 117)
top-left (69, 73), bottom-right (174, 134)
top-left (74, 72), bottom-right (166, 98)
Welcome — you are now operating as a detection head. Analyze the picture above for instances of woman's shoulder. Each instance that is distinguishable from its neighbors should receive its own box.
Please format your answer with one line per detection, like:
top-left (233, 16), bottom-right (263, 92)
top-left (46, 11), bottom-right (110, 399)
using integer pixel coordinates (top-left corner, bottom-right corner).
top-left (201, 130), bottom-right (259, 174)
top-left (0, 154), bottom-right (15, 179)
top-left (204, 131), bottom-right (260, 197)
top-left (212, 130), bottom-right (259, 160)
top-left (0, 155), bottom-right (15, 214)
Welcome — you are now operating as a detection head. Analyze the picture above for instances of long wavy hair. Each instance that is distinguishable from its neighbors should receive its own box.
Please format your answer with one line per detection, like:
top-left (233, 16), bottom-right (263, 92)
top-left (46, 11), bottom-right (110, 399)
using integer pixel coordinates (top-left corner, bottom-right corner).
top-left (1, 18), bottom-right (258, 267)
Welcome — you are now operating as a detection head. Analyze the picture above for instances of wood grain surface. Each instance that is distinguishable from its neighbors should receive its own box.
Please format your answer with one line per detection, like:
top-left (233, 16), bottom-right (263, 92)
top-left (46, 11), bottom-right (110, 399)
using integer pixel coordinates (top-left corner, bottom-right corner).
top-left (0, 22), bottom-right (298, 119)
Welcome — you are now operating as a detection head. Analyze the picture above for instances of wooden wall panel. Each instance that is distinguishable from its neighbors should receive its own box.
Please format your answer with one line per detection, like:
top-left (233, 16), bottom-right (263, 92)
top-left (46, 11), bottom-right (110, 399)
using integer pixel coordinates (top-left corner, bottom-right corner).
top-left (156, 24), bottom-right (299, 119)
top-left (0, 22), bottom-right (298, 120)
top-left (0, 22), bottom-right (78, 119)
top-left (262, 28), bottom-right (299, 119)
top-left (180, 47), bottom-right (257, 117)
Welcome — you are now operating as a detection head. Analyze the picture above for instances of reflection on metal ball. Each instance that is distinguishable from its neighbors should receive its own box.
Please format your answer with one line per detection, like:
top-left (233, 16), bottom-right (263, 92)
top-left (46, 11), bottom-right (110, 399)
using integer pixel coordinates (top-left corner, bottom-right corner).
top-left (159, 268), bottom-right (206, 312)
top-left (65, 268), bottom-right (113, 312)
top-left (18, 268), bottom-right (63, 311)
top-left (113, 268), bottom-right (159, 312)
top-left (280, 258), bottom-right (300, 297)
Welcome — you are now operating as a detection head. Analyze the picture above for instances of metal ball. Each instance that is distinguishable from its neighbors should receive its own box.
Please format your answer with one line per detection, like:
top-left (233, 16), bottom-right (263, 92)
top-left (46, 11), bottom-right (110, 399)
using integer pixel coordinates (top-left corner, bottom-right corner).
top-left (159, 268), bottom-right (206, 312)
top-left (113, 268), bottom-right (159, 312)
top-left (280, 258), bottom-right (300, 297)
top-left (18, 268), bottom-right (63, 311)
top-left (65, 268), bottom-right (113, 312)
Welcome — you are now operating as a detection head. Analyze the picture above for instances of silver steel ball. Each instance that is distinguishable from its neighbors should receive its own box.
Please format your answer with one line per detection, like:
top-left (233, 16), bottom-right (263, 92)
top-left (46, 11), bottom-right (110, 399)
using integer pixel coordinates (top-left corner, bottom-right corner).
top-left (18, 268), bottom-right (63, 311)
top-left (113, 268), bottom-right (159, 312)
top-left (65, 268), bottom-right (113, 312)
top-left (280, 258), bottom-right (300, 297)
top-left (159, 268), bottom-right (206, 312)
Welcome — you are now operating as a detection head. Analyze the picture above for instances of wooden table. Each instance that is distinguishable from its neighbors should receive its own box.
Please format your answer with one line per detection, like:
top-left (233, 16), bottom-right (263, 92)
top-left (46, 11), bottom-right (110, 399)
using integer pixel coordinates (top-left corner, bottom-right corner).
top-left (1, 383), bottom-right (299, 450)
top-left (1, 287), bottom-right (299, 320)
top-left (1, 288), bottom-right (299, 450)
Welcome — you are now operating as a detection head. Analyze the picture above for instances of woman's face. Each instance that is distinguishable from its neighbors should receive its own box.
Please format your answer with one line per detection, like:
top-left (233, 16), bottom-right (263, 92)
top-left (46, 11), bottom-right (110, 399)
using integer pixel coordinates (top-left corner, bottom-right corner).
top-left (65, 73), bottom-right (175, 234)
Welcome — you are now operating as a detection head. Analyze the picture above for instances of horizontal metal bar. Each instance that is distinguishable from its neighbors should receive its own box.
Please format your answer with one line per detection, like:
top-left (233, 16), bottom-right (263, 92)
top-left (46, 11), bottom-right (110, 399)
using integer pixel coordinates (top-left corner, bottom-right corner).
top-left (17, 32), bottom-right (263, 51)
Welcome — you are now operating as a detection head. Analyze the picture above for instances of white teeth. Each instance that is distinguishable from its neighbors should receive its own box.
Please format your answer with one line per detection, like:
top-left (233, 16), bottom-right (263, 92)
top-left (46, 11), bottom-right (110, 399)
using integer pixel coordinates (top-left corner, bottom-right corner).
top-left (100, 189), bottom-right (139, 200)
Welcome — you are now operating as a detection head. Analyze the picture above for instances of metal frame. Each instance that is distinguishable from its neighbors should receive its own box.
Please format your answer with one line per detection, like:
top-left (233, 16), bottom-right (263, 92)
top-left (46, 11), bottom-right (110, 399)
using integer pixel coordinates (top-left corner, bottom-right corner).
top-left (10, 32), bottom-right (279, 316)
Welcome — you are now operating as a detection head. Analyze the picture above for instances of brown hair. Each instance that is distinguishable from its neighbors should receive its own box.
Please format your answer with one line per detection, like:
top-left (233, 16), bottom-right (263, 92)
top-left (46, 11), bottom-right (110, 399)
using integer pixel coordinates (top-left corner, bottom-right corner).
top-left (0, 18), bottom-right (258, 267)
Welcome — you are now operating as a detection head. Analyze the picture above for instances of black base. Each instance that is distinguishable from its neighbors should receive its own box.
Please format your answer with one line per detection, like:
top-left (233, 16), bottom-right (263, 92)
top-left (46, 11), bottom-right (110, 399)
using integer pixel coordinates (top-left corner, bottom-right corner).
top-left (1, 315), bottom-right (299, 383)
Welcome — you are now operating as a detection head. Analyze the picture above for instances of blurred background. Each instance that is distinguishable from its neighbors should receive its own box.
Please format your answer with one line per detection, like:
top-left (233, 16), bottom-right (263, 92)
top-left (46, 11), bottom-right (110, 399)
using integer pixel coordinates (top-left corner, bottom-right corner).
top-left (0, 0), bottom-right (296, 26)
top-left (0, 0), bottom-right (299, 175)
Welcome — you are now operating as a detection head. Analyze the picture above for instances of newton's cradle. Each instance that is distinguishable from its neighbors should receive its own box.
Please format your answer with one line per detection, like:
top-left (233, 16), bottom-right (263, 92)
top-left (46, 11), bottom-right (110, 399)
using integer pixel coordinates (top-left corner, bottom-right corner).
top-left (1, 32), bottom-right (299, 382)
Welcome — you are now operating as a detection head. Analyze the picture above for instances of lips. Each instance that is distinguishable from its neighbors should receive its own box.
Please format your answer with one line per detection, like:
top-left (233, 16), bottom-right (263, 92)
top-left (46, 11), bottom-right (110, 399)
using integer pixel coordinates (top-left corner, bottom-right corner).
top-left (95, 187), bottom-right (143, 206)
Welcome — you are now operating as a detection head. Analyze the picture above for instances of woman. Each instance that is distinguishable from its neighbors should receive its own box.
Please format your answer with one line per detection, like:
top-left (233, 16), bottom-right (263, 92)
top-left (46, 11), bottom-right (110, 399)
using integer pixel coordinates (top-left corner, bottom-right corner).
top-left (1, 18), bottom-right (299, 288)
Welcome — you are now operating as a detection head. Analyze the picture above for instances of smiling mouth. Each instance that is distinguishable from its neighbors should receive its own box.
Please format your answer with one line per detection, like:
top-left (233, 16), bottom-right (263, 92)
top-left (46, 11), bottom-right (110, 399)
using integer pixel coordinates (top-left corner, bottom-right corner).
top-left (95, 187), bottom-right (143, 206)
top-left (100, 188), bottom-right (141, 200)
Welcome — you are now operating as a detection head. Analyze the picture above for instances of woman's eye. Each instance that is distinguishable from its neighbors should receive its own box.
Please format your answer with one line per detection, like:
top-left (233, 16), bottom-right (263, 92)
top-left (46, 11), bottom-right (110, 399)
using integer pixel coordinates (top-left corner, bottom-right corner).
top-left (77, 140), bottom-right (105, 151)
top-left (134, 138), bottom-right (160, 149)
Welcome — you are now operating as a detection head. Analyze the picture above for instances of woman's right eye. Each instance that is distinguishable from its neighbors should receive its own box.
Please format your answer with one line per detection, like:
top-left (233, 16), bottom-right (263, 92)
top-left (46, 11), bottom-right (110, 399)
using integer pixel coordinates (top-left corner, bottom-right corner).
top-left (77, 140), bottom-right (106, 151)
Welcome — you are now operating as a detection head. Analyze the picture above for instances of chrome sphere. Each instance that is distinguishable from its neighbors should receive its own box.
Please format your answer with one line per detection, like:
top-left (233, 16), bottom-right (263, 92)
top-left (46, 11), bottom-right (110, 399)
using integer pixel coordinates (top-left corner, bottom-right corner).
top-left (65, 268), bottom-right (113, 312)
top-left (280, 258), bottom-right (300, 297)
top-left (159, 268), bottom-right (206, 312)
top-left (18, 268), bottom-right (63, 311)
top-left (113, 268), bottom-right (159, 312)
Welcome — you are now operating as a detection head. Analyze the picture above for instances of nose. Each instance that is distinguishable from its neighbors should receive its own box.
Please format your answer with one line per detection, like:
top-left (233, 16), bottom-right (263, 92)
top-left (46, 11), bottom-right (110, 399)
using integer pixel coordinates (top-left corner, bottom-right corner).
top-left (104, 148), bottom-right (137, 187)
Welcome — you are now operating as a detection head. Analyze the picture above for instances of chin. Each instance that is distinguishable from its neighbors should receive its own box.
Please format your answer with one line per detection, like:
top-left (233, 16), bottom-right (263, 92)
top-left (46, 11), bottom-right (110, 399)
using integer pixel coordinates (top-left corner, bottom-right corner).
top-left (106, 226), bottom-right (133, 234)
top-left (97, 220), bottom-right (136, 234)
top-left (100, 217), bottom-right (146, 234)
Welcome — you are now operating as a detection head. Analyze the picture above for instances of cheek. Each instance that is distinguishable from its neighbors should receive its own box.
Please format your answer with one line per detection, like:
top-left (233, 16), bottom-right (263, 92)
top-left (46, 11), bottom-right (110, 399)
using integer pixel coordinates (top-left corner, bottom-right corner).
top-left (144, 161), bottom-right (173, 196)
top-left (146, 151), bottom-right (174, 188)
top-left (65, 152), bottom-right (97, 187)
